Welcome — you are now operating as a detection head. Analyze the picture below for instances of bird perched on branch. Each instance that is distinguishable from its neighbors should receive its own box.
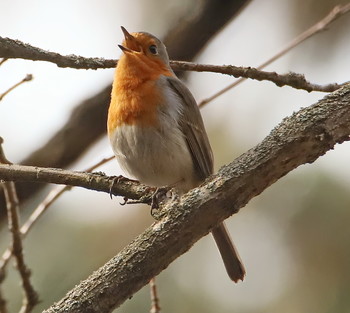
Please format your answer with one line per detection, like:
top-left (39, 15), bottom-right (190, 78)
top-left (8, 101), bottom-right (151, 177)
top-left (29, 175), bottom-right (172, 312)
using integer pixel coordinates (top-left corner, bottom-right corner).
top-left (108, 26), bottom-right (245, 282)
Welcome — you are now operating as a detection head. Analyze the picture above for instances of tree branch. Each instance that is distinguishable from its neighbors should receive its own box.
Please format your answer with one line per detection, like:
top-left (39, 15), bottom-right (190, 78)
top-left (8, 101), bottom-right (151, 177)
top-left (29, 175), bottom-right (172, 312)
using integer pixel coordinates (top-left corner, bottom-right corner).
top-left (2, 181), bottom-right (39, 313)
top-left (0, 84), bottom-right (349, 312)
top-left (149, 277), bottom-right (161, 313)
top-left (0, 74), bottom-right (33, 101)
top-left (0, 165), bottom-right (153, 203)
top-left (0, 36), bottom-right (344, 92)
top-left (171, 62), bottom-right (344, 92)
top-left (0, 139), bottom-right (39, 313)
top-left (0, 36), bottom-right (117, 69)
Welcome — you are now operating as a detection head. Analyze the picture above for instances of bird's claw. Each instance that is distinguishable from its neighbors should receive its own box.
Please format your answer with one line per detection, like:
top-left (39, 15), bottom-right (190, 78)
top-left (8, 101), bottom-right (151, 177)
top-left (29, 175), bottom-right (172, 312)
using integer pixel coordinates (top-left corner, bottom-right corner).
top-left (109, 175), bottom-right (139, 199)
top-left (150, 187), bottom-right (171, 217)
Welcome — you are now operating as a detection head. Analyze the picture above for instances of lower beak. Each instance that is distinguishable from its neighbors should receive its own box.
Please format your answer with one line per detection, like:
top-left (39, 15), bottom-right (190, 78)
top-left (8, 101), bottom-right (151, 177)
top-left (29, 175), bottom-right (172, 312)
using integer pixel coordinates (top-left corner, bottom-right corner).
top-left (118, 45), bottom-right (132, 53)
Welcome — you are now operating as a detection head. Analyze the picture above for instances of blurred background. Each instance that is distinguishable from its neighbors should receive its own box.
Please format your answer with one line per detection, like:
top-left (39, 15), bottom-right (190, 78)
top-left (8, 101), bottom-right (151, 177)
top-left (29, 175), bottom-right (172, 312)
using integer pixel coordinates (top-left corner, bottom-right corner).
top-left (1, 0), bottom-right (350, 312)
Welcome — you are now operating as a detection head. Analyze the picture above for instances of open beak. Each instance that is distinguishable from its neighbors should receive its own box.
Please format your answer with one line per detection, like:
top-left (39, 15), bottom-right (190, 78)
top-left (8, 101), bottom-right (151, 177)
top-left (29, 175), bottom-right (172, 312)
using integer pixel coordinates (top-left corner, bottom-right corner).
top-left (118, 44), bottom-right (132, 53)
top-left (119, 26), bottom-right (140, 53)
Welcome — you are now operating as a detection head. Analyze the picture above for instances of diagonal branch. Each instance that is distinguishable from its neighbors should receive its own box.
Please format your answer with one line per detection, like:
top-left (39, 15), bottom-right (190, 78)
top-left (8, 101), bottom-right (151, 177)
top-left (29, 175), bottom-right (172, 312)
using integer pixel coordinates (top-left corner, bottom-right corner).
top-left (198, 3), bottom-right (350, 106)
top-left (0, 74), bottom-right (33, 101)
top-left (43, 83), bottom-right (350, 313)
top-left (0, 84), bottom-right (349, 312)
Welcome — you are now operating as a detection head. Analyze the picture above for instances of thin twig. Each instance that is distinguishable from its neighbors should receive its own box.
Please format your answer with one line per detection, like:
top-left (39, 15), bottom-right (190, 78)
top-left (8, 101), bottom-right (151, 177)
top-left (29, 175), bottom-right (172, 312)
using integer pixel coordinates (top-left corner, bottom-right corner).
top-left (172, 62), bottom-right (346, 92)
top-left (0, 74), bottom-right (33, 101)
top-left (0, 138), bottom-right (39, 313)
top-left (198, 3), bottom-right (350, 106)
top-left (0, 36), bottom-right (117, 69)
top-left (149, 277), bottom-right (161, 313)
top-left (1, 22), bottom-right (348, 94)
top-left (3, 182), bottom-right (39, 313)
top-left (0, 156), bottom-right (115, 273)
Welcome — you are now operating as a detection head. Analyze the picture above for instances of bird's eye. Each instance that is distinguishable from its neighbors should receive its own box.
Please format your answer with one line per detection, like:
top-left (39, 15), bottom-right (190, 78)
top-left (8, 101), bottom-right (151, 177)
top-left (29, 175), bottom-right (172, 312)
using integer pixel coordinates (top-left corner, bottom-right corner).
top-left (149, 45), bottom-right (158, 55)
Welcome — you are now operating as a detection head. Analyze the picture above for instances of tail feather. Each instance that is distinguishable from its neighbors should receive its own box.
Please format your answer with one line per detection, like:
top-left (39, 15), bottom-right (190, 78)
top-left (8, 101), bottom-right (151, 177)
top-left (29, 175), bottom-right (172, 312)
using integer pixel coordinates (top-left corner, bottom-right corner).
top-left (211, 222), bottom-right (245, 282)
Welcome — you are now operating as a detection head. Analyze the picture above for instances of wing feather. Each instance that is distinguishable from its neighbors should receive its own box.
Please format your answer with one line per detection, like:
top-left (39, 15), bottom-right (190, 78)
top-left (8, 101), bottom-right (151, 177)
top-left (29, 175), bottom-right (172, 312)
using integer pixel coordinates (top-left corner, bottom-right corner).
top-left (166, 77), bottom-right (214, 180)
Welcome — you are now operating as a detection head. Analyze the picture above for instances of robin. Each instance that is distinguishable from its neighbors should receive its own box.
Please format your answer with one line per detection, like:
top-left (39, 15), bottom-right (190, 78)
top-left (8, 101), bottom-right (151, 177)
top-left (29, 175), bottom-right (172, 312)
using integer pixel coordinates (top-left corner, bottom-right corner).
top-left (107, 26), bottom-right (245, 282)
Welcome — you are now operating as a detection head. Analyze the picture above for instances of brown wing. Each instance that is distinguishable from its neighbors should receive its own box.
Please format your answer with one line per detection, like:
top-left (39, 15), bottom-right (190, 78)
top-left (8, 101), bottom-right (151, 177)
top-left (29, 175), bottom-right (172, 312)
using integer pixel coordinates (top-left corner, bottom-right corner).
top-left (167, 77), bottom-right (214, 180)
top-left (167, 78), bottom-right (246, 282)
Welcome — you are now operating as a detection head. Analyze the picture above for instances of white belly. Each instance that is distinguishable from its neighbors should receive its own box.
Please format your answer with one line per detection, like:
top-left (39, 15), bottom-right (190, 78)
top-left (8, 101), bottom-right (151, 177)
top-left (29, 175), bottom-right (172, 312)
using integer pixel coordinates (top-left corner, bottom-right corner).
top-left (109, 123), bottom-right (195, 190)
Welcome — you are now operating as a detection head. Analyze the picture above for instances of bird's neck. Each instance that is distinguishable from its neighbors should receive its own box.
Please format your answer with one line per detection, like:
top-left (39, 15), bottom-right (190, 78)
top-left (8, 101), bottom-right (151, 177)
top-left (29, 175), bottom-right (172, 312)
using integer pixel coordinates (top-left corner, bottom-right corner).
top-left (108, 55), bottom-right (172, 132)
top-left (116, 54), bottom-right (172, 85)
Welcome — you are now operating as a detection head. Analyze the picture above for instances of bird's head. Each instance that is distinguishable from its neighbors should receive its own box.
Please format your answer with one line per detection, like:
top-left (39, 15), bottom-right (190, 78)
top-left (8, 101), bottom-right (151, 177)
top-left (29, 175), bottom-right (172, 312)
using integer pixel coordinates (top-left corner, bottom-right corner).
top-left (118, 26), bottom-right (170, 69)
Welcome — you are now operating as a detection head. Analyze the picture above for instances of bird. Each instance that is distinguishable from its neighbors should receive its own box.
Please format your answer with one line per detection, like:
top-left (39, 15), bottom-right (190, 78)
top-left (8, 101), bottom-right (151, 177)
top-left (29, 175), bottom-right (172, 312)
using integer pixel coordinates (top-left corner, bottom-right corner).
top-left (107, 26), bottom-right (245, 282)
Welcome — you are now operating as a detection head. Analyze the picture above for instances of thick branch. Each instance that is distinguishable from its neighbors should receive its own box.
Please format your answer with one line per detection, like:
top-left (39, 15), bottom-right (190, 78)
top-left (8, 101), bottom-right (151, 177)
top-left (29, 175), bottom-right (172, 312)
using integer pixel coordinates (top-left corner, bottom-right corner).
top-left (44, 84), bottom-right (350, 313)
top-left (0, 84), bottom-right (349, 312)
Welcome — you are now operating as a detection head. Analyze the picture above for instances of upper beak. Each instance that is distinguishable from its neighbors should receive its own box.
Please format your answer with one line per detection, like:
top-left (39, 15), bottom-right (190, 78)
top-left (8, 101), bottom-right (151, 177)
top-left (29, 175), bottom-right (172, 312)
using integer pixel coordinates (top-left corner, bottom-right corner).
top-left (121, 26), bottom-right (134, 42)
top-left (119, 26), bottom-right (139, 53)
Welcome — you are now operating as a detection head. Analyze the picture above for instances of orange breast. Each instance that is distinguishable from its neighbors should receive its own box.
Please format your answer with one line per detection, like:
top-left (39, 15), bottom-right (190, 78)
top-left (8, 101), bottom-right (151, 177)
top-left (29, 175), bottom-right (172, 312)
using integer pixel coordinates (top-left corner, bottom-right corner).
top-left (108, 53), bottom-right (173, 134)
